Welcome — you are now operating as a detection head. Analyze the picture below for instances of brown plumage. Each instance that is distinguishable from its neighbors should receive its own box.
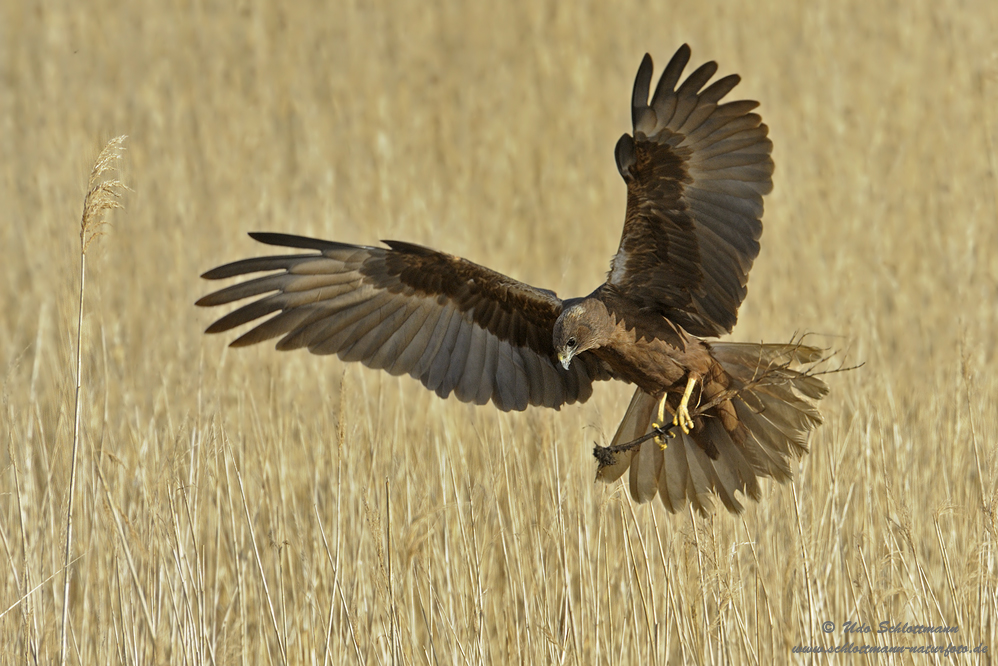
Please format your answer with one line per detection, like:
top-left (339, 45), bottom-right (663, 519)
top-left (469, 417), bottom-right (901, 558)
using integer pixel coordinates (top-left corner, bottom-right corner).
top-left (197, 44), bottom-right (827, 514)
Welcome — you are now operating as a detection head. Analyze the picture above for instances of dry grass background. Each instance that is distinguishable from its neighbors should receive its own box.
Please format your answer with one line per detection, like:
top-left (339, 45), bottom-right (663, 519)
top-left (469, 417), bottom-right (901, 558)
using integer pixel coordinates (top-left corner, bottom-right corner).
top-left (2, 0), bottom-right (997, 663)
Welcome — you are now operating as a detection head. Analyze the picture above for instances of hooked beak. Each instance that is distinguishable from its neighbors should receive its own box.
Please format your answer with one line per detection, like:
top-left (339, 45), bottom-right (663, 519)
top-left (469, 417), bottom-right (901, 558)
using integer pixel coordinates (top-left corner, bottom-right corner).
top-left (557, 350), bottom-right (573, 371)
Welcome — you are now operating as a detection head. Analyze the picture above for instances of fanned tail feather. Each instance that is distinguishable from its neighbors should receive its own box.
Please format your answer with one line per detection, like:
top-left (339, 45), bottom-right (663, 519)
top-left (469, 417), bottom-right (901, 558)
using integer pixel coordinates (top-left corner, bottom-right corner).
top-left (597, 341), bottom-right (828, 514)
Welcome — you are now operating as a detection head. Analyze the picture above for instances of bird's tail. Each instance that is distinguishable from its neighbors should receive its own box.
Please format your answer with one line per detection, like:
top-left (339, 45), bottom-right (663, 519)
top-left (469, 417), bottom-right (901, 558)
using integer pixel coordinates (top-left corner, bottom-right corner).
top-left (596, 341), bottom-right (828, 513)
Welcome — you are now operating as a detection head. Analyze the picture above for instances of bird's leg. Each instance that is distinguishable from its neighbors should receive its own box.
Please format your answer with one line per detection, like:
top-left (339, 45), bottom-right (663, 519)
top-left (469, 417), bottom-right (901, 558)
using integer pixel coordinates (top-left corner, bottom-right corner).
top-left (652, 394), bottom-right (676, 449)
top-left (673, 375), bottom-right (698, 434)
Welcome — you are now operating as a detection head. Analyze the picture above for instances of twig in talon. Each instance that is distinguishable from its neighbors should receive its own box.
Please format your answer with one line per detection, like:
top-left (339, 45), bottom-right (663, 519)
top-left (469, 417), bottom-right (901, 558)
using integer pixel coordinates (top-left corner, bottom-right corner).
top-left (593, 423), bottom-right (678, 470)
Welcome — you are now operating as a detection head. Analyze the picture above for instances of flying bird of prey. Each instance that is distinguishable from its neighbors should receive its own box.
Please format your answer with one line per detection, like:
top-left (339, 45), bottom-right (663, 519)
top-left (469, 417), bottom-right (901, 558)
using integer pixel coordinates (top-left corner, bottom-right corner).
top-left (198, 44), bottom-right (827, 513)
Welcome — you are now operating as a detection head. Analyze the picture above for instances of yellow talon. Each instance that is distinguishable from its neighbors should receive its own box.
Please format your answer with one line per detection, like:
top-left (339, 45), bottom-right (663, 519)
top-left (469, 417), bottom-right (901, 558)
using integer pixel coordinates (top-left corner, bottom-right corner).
top-left (673, 376), bottom-right (698, 434)
top-left (653, 394), bottom-right (675, 449)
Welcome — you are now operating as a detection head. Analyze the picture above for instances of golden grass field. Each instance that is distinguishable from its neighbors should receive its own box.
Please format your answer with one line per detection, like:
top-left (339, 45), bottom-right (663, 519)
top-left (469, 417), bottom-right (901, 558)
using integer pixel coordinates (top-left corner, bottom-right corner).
top-left (2, 0), bottom-right (998, 663)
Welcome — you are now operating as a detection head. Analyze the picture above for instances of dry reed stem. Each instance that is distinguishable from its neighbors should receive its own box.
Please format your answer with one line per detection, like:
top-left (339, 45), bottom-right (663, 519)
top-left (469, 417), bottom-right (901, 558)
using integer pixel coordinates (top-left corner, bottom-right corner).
top-left (228, 435), bottom-right (288, 664)
top-left (60, 135), bottom-right (127, 666)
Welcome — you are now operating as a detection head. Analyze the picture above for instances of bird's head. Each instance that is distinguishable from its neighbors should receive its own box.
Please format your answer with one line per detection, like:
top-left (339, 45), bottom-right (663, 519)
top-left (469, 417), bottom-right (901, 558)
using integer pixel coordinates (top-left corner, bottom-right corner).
top-left (553, 300), bottom-right (610, 370)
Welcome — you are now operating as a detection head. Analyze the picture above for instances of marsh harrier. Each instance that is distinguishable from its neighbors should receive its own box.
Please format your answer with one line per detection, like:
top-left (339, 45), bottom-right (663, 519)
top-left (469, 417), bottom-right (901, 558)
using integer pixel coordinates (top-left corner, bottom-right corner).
top-left (198, 45), bottom-right (827, 513)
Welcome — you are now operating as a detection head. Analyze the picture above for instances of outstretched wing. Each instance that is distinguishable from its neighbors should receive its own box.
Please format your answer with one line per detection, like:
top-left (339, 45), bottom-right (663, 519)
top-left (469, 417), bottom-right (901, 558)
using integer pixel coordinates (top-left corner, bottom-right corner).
top-left (608, 44), bottom-right (774, 337)
top-left (197, 233), bottom-right (611, 411)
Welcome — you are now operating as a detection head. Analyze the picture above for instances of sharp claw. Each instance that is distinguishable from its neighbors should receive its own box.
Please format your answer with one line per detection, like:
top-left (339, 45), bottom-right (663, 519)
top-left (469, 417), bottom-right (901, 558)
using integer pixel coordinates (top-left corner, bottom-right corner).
top-left (672, 405), bottom-right (694, 434)
top-left (651, 422), bottom-right (675, 449)
top-left (672, 375), bottom-right (698, 435)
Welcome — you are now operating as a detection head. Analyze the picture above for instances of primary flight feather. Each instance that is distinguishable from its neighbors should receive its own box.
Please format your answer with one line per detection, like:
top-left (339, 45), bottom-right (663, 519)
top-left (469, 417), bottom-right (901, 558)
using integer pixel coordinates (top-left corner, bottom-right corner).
top-left (198, 44), bottom-right (827, 514)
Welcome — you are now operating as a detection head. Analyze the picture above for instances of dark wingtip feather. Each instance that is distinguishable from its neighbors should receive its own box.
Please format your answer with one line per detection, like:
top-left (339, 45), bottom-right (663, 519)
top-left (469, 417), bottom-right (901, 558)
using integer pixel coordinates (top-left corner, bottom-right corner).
top-left (204, 313), bottom-right (246, 334)
top-left (678, 61), bottom-right (719, 96)
top-left (228, 332), bottom-right (262, 347)
top-left (199, 254), bottom-right (311, 280)
top-left (699, 73), bottom-right (741, 105)
top-left (381, 239), bottom-right (437, 255)
top-left (673, 43), bottom-right (692, 65)
top-left (631, 54), bottom-right (654, 126)
top-left (200, 267), bottom-right (228, 280)
top-left (656, 43), bottom-right (692, 94)
top-left (200, 259), bottom-right (261, 280)
top-left (248, 232), bottom-right (336, 251)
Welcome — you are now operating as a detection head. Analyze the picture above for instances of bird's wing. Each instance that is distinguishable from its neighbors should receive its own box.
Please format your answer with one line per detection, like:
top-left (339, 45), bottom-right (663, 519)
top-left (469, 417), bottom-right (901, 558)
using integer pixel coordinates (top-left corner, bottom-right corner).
top-left (197, 233), bottom-right (612, 411)
top-left (607, 44), bottom-right (773, 337)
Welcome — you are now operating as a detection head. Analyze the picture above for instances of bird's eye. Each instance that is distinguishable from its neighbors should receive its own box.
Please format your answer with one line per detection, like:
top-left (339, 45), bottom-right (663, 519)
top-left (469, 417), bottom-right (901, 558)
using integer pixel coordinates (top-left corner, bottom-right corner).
top-left (567, 337), bottom-right (577, 348)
